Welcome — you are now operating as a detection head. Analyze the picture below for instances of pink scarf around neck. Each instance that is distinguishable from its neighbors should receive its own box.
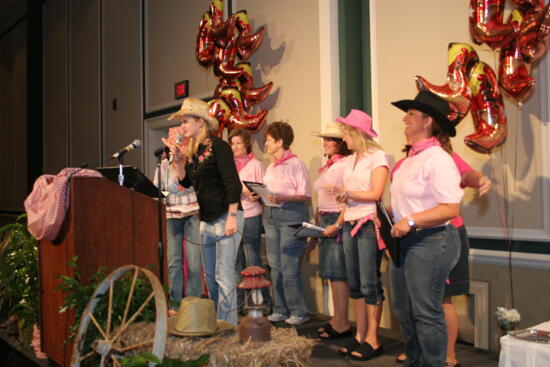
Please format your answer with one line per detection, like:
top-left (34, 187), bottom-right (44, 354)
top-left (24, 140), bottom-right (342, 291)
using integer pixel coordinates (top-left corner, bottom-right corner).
top-left (318, 154), bottom-right (343, 173)
top-left (235, 152), bottom-right (254, 172)
top-left (273, 149), bottom-right (298, 167)
top-left (408, 136), bottom-right (441, 157)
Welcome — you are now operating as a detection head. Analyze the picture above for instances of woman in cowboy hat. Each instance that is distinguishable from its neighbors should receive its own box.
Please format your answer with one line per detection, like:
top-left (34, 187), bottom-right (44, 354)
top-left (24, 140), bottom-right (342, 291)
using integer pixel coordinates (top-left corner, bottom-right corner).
top-left (328, 110), bottom-right (389, 361)
top-left (389, 90), bottom-right (463, 367)
top-left (310, 122), bottom-right (353, 340)
top-left (168, 97), bottom-right (244, 326)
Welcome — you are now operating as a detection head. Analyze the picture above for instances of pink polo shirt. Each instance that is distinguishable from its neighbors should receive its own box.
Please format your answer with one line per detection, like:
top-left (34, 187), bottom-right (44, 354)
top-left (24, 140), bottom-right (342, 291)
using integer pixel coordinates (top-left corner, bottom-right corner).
top-left (342, 149), bottom-right (389, 221)
top-left (313, 158), bottom-right (346, 213)
top-left (238, 157), bottom-right (264, 218)
top-left (390, 145), bottom-right (463, 224)
top-left (264, 155), bottom-right (311, 198)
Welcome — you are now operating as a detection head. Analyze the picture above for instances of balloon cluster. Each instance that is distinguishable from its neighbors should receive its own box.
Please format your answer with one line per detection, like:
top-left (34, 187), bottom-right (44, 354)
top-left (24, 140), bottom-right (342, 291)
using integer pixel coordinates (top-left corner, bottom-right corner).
top-left (416, 43), bottom-right (507, 154)
top-left (470, 0), bottom-right (549, 103)
top-left (416, 1), bottom-right (550, 154)
top-left (196, 0), bottom-right (272, 136)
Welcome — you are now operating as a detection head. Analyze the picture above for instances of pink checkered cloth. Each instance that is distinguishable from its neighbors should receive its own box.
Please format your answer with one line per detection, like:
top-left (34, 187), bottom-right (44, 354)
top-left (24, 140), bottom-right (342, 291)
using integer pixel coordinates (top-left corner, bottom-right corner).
top-left (23, 167), bottom-right (102, 241)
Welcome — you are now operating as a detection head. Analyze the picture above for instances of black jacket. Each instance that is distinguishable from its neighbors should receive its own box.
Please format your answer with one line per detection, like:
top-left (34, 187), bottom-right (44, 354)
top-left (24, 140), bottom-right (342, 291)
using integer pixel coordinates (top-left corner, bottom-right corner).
top-left (180, 135), bottom-right (242, 222)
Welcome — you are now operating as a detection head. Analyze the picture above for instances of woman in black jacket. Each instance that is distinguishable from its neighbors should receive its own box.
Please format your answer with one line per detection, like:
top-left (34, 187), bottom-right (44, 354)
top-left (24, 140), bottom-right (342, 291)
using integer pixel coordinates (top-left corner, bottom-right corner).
top-left (168, 97), bottom-right (243, 326)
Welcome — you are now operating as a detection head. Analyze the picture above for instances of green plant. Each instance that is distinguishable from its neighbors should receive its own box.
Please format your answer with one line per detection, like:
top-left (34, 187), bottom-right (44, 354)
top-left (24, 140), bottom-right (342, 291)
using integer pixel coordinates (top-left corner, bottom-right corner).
top-left (0, 214), bottom-right (39, 335)
top-left (121, 353), bottom-right (209, 367)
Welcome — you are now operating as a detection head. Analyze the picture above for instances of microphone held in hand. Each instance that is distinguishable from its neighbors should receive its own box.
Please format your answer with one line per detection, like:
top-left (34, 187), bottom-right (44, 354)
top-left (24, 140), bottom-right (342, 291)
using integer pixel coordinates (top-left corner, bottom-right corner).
top-left (169, 134), bottom-right (184, 163)
top-left (113, 139), bottom-right (142, 159)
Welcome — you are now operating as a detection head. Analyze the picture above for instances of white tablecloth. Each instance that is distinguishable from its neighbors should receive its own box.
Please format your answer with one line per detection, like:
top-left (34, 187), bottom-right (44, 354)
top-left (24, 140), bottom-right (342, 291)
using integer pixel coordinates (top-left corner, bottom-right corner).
top-left (499, 321), bottom-right (550, 367)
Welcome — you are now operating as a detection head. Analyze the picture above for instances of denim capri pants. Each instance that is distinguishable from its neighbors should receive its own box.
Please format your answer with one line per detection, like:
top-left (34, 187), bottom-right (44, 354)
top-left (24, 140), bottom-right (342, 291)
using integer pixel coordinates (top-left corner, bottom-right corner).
top-left (342, 219), bottom-right (384, 304)
top-left (318, 212), bottom-right (347, 281)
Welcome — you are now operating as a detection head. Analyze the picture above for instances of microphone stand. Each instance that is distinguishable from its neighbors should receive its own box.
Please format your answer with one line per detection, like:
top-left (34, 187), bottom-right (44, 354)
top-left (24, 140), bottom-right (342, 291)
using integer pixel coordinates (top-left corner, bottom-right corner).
top-left (155, 153), bottom-right (165, 285)
top-left (117, 156), bottom-right (125, 186)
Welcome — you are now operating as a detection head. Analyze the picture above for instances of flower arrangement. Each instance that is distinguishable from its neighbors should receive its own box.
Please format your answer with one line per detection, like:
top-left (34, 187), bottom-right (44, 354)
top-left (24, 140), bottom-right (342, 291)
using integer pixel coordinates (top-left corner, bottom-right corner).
top-left (495, 307), bottom-right (521, 333)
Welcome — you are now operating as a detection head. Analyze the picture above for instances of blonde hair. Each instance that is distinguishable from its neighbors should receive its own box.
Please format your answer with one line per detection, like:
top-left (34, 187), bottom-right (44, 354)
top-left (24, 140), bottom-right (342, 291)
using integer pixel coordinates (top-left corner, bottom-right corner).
top-left (187, 117), bottom-right (210, 157)
top-left (341, 124), bottom-right (382, 153)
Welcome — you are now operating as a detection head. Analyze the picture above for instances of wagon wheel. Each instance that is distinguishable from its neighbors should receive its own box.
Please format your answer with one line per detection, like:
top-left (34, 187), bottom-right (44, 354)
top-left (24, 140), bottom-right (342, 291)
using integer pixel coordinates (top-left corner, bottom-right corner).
top-left (70, 265), bottom-right (168, 367)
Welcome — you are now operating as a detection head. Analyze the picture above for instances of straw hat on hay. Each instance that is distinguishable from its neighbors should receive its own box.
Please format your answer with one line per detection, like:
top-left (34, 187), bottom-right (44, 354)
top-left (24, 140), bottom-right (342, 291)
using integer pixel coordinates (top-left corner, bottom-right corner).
top-left (168, 97), bottom-right (219, 133)
top-left (168, 297), bottom-right (234, 337)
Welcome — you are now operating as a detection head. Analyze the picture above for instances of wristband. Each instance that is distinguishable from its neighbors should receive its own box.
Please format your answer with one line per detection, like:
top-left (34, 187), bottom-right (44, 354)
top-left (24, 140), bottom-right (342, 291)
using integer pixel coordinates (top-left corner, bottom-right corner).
top-left (229, 212), bottom-right (237, 217)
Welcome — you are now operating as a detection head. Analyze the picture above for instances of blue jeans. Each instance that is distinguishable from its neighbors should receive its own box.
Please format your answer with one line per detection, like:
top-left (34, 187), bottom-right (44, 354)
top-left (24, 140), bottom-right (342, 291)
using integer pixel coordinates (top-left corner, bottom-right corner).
top-left (263, 207), bottom-right (308, 318)
top-left (240, 214), bottom-right (272, 306)
top-left (318, 212), bottom-right (347, 281)
top-left (166, 215), bottom-right (202, 308)
top-left (389, 225), bottom-right (460, 367)
top-left (343, 220), bottom-right (384, 303)
top-left (200, 211), bottom-right (244, 326)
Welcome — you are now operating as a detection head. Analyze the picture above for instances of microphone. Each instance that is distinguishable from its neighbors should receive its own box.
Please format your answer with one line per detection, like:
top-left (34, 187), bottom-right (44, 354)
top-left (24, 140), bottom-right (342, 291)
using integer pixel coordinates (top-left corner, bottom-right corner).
top-left (169, 134), bottom-right (184, 163)
top-left (113, 139), bottom-right (141, 159)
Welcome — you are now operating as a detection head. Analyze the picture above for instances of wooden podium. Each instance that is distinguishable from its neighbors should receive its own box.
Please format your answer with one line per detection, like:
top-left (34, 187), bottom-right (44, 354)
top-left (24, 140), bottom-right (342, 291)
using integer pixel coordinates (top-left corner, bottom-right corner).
top-left (38, 176), bottom-right (167, 366)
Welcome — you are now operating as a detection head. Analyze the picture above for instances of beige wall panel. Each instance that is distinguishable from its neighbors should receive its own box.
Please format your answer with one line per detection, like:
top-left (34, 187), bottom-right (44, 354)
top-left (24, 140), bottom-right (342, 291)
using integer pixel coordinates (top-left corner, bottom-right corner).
top-left (145, 0), bottom-right (214, 112)
top-left (0, 21), bottom-right (27, 211)
top-left (69, 0), bottom-right (101, 167)
top-left (373, 1), bottom-right (549, 241)
top-left (234, 0), bottom-right (323, 177)
top-left (43, 0), bottom-right (69, 174)
top-left (102, 0), bottom-right (143, 169)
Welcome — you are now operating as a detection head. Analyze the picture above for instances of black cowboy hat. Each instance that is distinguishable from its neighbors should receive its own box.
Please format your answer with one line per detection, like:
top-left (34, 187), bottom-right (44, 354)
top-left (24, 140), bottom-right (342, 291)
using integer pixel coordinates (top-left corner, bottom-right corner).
top-left (391, 90), bottom-right (456, 137)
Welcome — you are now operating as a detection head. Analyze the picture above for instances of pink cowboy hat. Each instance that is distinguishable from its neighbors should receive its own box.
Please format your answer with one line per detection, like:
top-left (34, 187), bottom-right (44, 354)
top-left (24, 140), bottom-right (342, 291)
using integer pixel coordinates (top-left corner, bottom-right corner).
top-left (336, 109), bottom-right (378, 138)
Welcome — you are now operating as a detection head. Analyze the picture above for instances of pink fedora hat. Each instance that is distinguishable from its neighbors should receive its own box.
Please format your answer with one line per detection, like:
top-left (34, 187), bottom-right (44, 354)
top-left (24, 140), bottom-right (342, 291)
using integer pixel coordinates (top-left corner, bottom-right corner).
top-left (336, 109), bottom-right (378, 138)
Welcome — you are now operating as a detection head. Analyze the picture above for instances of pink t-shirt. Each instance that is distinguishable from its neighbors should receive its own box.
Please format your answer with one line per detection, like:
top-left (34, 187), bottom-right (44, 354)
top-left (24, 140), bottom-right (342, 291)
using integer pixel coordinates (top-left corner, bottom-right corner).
top-left (313, 158), bottom-right (346, 213)
top-left (238, 157), bottom-right (264, 218)
top-left (390, 145), bottom-right (463, 223)
top-left (342, 149), bottom-right (389, 221)
top-left (264, 155), bottom-right (312, 198)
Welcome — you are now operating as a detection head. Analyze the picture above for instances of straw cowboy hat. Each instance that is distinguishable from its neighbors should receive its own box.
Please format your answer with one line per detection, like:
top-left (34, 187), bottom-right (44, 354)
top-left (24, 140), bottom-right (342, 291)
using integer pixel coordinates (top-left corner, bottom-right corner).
top-left (168, 97), bottom-right (219, 132)
top-left (168, 297), bottom-right (234, 337)
top-left (336, 109), bottom-right (378, 138)
top-left (311, 121), bottom-right (344, 139)
top-left (391, 90), bottom-right (456, 137)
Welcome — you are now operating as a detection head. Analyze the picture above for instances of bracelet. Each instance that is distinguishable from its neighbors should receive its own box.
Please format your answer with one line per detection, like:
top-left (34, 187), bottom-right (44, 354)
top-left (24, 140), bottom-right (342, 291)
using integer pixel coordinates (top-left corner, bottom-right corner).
top-left (228, 212), bottom-right (237, 217)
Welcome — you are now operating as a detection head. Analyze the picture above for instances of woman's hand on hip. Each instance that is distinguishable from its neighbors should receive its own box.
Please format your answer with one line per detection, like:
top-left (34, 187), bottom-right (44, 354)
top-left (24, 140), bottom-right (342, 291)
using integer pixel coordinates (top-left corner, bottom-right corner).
top-left (390, 218), bottom-right (411, 238)
top-left (224, 215), bottom-right (238, 237)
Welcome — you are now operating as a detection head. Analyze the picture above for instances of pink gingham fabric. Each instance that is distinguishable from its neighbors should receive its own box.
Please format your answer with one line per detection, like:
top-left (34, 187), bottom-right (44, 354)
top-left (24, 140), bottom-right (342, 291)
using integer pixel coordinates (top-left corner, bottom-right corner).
top-left (24, 167), bottom-right (102, 241)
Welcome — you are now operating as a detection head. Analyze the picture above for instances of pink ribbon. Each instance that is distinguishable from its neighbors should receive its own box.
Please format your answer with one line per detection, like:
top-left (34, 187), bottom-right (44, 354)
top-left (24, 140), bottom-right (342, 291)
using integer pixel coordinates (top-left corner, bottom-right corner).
top-left (273, 149), bottom-right (298, 167)
top-left (350, 213), bottom-right (386, 250)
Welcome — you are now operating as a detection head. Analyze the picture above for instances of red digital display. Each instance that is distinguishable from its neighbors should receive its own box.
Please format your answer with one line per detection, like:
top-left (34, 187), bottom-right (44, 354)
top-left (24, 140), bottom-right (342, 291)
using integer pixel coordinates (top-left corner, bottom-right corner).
top-left (175, 80), bottom-right (189, 99)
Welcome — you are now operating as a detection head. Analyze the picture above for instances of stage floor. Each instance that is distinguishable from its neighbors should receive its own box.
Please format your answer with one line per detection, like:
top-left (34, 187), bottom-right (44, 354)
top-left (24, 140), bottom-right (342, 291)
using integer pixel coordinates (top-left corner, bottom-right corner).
top-left (289, 314), bottom-right (499, 367)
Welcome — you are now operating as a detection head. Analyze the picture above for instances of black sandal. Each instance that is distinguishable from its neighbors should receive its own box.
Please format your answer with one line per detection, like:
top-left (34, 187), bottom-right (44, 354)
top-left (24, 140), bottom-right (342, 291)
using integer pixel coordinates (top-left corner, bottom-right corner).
top-left (350, 342), bottom-right (383, 361)
top-left (338, 338), bottom-right (361, 356)
top-left (318, 323), bottom-right (353, 340)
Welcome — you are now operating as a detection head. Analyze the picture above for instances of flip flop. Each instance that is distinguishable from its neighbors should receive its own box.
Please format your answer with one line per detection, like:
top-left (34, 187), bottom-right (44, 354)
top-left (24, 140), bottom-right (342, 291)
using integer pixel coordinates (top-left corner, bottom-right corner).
top-left (350, 342), bottom-right (383, 361)
top-left (338, 338), bottom-right (361, 356)
top-left (318, 323), bottom-right (353, 340)
top-left (396, 353), bottom-right (407, 363)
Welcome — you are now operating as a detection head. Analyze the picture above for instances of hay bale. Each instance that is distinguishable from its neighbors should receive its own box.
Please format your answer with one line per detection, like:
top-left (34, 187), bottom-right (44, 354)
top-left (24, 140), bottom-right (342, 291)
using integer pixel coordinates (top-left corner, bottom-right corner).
top-left (119, 322), bottom-right (316, 367)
